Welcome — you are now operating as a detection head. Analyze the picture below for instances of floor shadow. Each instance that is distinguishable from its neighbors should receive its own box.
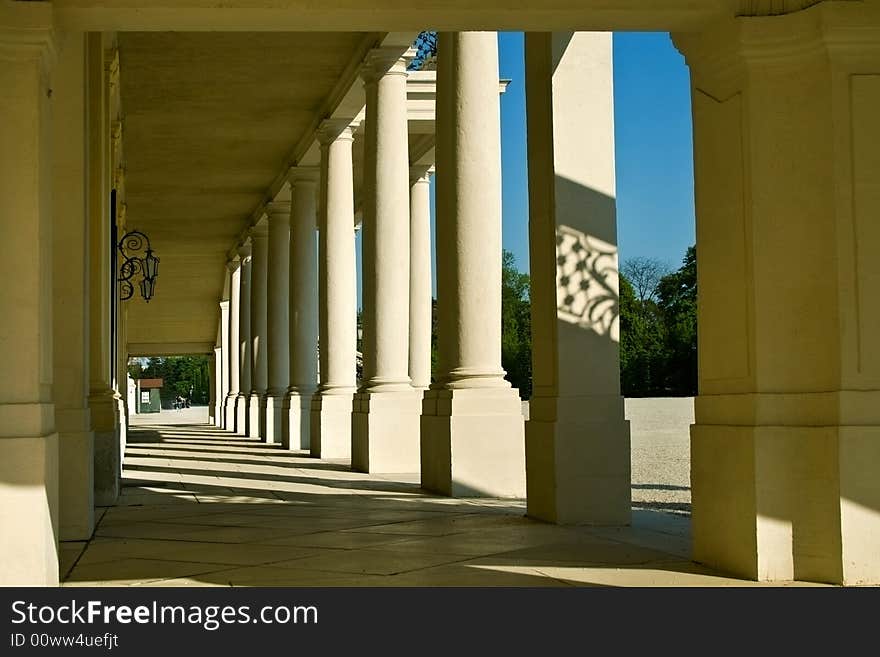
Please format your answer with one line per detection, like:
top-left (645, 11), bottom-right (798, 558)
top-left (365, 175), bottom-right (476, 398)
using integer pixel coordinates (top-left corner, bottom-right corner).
top-left (633, 501), bottom-right (691, 515)
top-left (632, 484), bottom-right (690, 492)
top-left (60, 422), bottom-right (730, 587)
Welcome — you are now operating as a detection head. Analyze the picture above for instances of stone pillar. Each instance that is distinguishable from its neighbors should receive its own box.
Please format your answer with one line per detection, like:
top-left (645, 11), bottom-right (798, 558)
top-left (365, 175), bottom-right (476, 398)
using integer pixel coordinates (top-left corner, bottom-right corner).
top-left (86, 33), bottom-right (121, 507)
top-left (674, 3), bottom-right (880, 585)
top-left (51, 31), bottom-right (95, 542)
top-left (224, 260), bottom-right (241, 432)
top-left (248, 225), bottom-right (268, 440)
top-left (210, 346), bottom-right (220, 425)
top-left (115, 272), bottom-right (128, 466)
top-left (0, 2), bottom-right (59, 585)
top-left (284, 169), bottom-right (319, 450)
top-left (218, 297), bottom-right (231, 428)
top-left (421, 32), bottom-right (526, 497)
top-left (523, 32), bottom-right (630, 525)
top-left (264, 202), bottom-right (291, 445)
top-left (409, 167), bottom-right (433, 390)
top-left (310, 120), bottom-right (357, 459)
top-left (235, 241), bottom-right (252, 435)
top-left (353, 50), bottom-right (421, 473)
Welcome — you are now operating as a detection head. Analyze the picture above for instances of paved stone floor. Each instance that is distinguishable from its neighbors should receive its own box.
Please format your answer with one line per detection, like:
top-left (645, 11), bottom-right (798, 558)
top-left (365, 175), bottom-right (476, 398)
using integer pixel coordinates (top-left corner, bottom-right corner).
top-left (60, 409), bottom-right (821, 587)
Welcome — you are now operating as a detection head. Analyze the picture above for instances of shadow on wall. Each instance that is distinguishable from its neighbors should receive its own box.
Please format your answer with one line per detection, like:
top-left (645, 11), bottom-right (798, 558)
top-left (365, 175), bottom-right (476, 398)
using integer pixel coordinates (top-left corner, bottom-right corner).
top-left (548, 176), bottom-right (622, 397)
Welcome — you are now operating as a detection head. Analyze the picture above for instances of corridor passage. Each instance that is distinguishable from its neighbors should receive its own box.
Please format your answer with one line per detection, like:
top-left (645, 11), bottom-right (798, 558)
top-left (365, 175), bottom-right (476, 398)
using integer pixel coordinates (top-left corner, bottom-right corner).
top-left (59, 414), bottom-right (817, 587)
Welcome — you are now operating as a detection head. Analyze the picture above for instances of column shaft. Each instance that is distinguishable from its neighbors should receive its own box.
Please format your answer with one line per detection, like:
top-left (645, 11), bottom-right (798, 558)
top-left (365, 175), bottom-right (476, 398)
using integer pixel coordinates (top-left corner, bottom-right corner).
top-left (225, 261), bottom-right (241, 431)
top-left (284, 171), bottom-right (319, 450)
top-left (310, 121), bottom-right (357, 459)
top-left (265, 204), bottom-right (290, 444)
top-left (87, 32), bottom-right (121, 507)
top-left (52, 30), bottom-right (95, 541)
top-left (235, 242), bottom-right (252, 435)
top-left (0, 2), bottom-right (59, 585)
top-left (353, 50), bottom-right (421, 473)
top-left (421, 32), bottom-right (526, 497)
top-left (219, 297), bottom-right (231, 428)
top-left (248, 227), bottom-right (268, 439)
top-left (212, 346), bottom-right (222, 425)
top-left (675, 4), bottom-right (880, 585)
top-left (409, 170), bottom-right (433, 389)
top-left (208, 356), bottom-right (217, 424)
top-left (523, 32), bottom-right (630, 525)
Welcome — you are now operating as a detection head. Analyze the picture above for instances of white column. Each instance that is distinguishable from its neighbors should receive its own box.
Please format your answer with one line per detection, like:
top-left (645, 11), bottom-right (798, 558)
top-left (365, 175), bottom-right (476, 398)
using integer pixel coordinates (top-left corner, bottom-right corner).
top-left (208, 354), bottom-right (217, 424)
top-left (220, 295), bottom-right (233, 429)
top-left (224, 262), bottom-right (240, 432)
top-left (523, 32), bottom-right (630, 525)
top-left (248, 225), bottom-right (268, 440)
top-left (264, 202), bottom-right (290, 444)
top-left (0, 2), bottom-right (59, 585)
top-left (87, 33), bottom-right (121, 507)
top-left (409, 166), bottom-right (433, 390)
top-left (235, 241), bottom-right (253, 435)
top-left (421, 32), bottom-right (526, 497)
top-left (284, 168), bottom-right (319, 451)
top-left (674, 6), bottom-right (880, 585)
top-left (310, 120), bottom-right (357, 459)
top-left (352, 49), bottom-right (421, 473)
top-left (213, 345), bottom-right (222, 426)
top-left (52, 31), bottom-right (95, 542)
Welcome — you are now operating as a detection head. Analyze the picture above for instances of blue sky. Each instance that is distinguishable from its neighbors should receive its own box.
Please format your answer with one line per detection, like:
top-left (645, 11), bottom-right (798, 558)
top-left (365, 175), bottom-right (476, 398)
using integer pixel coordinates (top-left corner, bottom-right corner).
top-left (358, 31), bottom-right (695, 306)
top-left (498, 31), bottom-right (696, 275)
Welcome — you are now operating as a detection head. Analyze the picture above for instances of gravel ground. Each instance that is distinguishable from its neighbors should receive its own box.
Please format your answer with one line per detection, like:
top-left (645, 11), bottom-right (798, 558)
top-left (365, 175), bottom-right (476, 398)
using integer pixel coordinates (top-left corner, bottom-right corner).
top-left (626, 397), bottom-right (693, 515)
top-left (133, 400), bottom-right (694, 514)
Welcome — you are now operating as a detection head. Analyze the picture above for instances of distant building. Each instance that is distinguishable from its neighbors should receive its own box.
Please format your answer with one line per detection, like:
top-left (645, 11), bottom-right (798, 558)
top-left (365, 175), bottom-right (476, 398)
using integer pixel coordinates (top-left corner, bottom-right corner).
top-left (136, 379), bottom-right (163, 414)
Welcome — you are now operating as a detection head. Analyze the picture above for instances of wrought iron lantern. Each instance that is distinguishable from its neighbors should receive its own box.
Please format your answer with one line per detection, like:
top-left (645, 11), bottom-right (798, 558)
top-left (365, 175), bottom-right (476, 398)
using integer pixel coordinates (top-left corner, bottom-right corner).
top-left (118, 230), bottom-right (159, 302)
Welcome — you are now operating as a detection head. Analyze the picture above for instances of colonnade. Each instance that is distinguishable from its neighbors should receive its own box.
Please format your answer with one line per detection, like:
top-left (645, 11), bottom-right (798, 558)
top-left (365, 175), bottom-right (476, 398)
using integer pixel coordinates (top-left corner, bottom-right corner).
top-left (214, 35), bottom-right (538, 495)
top-left (1, 0), bottom-right (878, 587)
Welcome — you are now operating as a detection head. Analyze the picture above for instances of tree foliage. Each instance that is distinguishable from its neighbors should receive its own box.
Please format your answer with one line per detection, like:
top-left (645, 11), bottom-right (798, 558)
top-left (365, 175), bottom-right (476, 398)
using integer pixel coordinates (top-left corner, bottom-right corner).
top-left (619, 246), bottom-right (697, 396)
top-left (621, 257), bottom-right (668, 304)
top-left (128, 355), bottom-right (211, 407)
top-left (501, 250), bottom-right (532, 399)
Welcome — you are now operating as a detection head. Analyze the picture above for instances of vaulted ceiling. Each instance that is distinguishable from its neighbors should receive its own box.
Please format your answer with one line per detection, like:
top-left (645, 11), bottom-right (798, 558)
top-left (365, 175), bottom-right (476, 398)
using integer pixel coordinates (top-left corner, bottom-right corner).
top-left (121, 31), bottom-right (372, 353)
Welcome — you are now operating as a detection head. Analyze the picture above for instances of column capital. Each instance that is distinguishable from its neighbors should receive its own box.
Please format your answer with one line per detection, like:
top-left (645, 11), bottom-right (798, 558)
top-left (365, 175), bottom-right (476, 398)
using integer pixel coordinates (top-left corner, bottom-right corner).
top-left (317, 118), bottom-right (355, 145)
top-left (226, 255), bottom-right (240, 271)
top-left (409, 165), bottom-right (434, 185)
top-left (219, 299), bottom-right (230, 310)
top-left (361, 47), bottom-right (408, 84)
top-left (248, 223), bottom-right (269, 240)
top-left (265, 202), bottom-right (291, 222)
top-left (236, 239), bottom-right (252, 260)
top-left (288, 166), bottom-right (320, 186)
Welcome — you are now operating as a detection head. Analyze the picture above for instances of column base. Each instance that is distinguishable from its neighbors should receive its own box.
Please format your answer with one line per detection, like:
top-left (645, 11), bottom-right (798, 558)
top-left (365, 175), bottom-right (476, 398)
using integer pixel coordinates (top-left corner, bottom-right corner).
top-left (283, 390), bottom-right (314, 450)
top-left (234, 394), bottom-right (250, 436)
top-left (420, 387), bottom-right (526, 498)
top-left (90, 391), bottom-right (120, 507)
top-left (248, 393), bottom-right (265, 440)
top-left (214, 401), bottom-right (223, 428)
top-left (310, 391), bottom-right (354, 459)
top-left (352, 389), bottom-right (422, 473)
top-left (692, 421), bottom-right (880, 585)
top-left (0, 432), bottom-right (59, 586)
top-left (526, 394), bottom-right (630, 525)
top-left (264, 393), bottom-right (285, 445)
top-left (117, 397), bottom-right (127, 470)
top-left (223, 394), bottom-right (237, 432)
top-left (56, 408), bottom-right (95, 541)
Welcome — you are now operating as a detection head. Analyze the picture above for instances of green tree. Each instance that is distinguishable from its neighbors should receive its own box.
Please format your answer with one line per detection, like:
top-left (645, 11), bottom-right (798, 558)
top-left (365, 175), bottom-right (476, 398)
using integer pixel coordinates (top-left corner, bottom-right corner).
top-left (128, 355), bottom-right (211, 407)
top-left (619, 245), bottom-right (697, 396)
top-left (501, 250), bottom-right (532, 399)
top-left (656, 246), bottom-right (697, 395)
